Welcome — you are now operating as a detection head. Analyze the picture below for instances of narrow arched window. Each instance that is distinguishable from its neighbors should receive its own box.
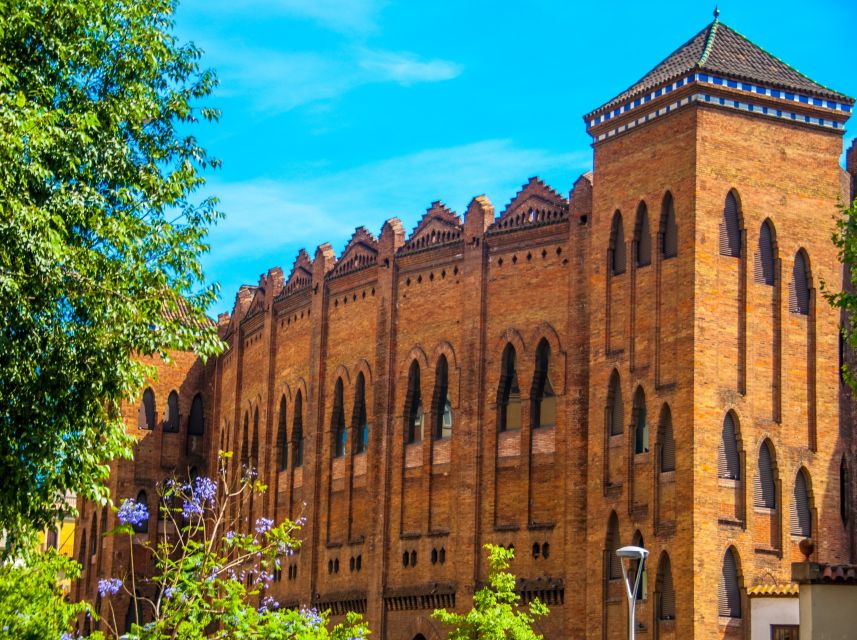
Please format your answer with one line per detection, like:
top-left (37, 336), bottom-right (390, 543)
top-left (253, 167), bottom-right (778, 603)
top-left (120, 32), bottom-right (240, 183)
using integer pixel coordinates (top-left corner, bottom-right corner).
top-left (434, 356), bottom-right (452, 440)
top-left (251, 408), bottom-right (260, 467)
top-left (789, 250), bottom-right (810, 315)
top-left (791, 468), bottom-right (812, 537)
top-left (141, 388), bottom-right (156, 430)
top-left (754, 221), bottom-right (775, 285)
top-left (720, 192), bottom-right (741, 257)
top-left (841, 457), bottom-right (850, 525)
top-left (332, 378), bottom-right (347, 457)
top-left (632, 531), bottom-right (646, 599)
top-left (754, 440), bottom-right (776, 509)
top-left (90, 512), bottom-right (98, 556)
top-left (240, 412), bottom-right (249, 467)
top-left (292, 391), bottom-right (304, 467)
top-left (633, 386), bottom-right (648, 454)
top-left (353, 373), bottom-right (369, 454)
top-left (718, 413), bottom-right (740, 480)
top-left (46, 528), bottom-right (58, 550)
top-left (134, 490), bottom-right (149, 534)
top-left (661, 193), bottom-right (678, 259)
top-left (498, 345), bottom-right (521, 432)
top-left (659, 404), bottom-right (675, 472)
top-left (531, 340), bottom-right (556, 429)
top-left (78, 529), bottom-right (87, 566)
top-left (611, 211), bottom-right (626, 275)
top-left (164, 390), bottom-right (179, 432)
top-left (606, 512), bottom-right (621, 580)
top-left (406, 361), bottom-right (424, 443)
top-left (635, 203), bottom-right (651, 267)
top-left (719, 548), bottom-right (741, 618)
top-left (188, 394), bottom-right (204, 435)
top-left (607, 370), bottom-right (623, 436)
top-left (277, 395), bottom-right (288, 471)
top-left (100, 507), bottom-right (107, 542)
top-left (657, 553), bottom-right (676, 620)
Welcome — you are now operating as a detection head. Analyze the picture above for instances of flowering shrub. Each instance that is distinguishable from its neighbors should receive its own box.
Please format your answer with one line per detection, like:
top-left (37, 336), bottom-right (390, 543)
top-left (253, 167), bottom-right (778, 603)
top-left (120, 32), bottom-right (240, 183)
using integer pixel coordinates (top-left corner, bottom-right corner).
top-left (90, 452), bottom-right (369, 640)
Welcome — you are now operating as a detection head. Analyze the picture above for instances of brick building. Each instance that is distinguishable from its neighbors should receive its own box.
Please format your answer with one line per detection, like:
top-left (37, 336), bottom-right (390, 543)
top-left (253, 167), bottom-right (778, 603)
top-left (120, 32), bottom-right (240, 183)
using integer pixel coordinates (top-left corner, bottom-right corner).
top-left (73, 14), bottom-right (857, 640)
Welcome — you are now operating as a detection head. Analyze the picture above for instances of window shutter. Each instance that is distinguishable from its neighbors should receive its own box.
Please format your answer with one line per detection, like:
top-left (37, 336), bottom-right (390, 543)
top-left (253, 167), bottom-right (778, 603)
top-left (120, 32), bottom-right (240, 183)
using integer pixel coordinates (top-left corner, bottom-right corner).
top-left (662, 197), bottom-right (678, 259)
top-left (718, 414), bottom-right (740, 480)
top-left (661, 414), bottom-right (676, 472)
top-left (789, 253), bottom-right (810, 314)
top-left (636, 210), bottom-right (651, 267)
top-left (612, 214), bottom-right (626, 275)
top-left (610, 381), bottom-right (623, 436)
top-left (608, 522), bottom-right (621, 579)
top-left (754, 223), bottom-right (775, 285)
top-left (719, 549), bottom-right (741, 618)
top-left (791, 471), bottom-right (812, 536)
top-left (660, 557), bottom-right (676, 620)
top-left (720, 193), bottom-right (741, 257)
top-left (754, 443), bottom-right (776, 508)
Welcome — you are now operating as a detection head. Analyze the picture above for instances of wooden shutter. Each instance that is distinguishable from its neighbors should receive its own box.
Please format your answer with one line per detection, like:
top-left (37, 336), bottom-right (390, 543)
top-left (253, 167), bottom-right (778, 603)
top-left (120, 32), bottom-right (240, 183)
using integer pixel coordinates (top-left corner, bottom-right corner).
top-left (636, 209), bottom-right (651, 267)
top-left (659, 556), bottom-right (676, 620)
top-left (719, 549), bottom-right (741, 618)
top-left (662, 200), bottom-right (678, 259)
top-left (612, 213), bottom-right (626, 275)
top-left (791, 470), bottom-right (812, 536)
top-left (661, 413), bottom-right (676, 472)
top-left (754, 222), bottom-right (775, 285)
top-left (607, 516), bottom-right (621, 579)
top-left (754, 442), bottom-right (776, 508)
top-left (610, 379), bottom-right (623, 436)
top-left (718, 414), bottom-right (740, 480)
top-left (720, 193), bottom-right (741, 257)
top-left (789, 252), bottom-right (810, 314)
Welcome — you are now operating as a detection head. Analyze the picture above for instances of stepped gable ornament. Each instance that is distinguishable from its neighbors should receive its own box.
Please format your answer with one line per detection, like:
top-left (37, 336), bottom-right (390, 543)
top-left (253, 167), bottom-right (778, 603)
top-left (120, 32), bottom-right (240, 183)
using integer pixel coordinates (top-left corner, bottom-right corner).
top-left (488, 176), bottom-right (569, 234)
top-left (401, 201), bottom-right (463, 254)
top-left (223, 284), bottom-right (257, 339)
top-left (328, 227), bottom-right (379, 280)
top-left (279, 249), bottom-right (313, 298)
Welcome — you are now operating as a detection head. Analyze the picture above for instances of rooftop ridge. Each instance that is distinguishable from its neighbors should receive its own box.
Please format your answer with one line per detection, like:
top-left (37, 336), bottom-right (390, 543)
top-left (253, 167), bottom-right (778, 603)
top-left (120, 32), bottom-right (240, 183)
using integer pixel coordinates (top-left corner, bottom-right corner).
top-left (697, 17), bottom-right (719, 66)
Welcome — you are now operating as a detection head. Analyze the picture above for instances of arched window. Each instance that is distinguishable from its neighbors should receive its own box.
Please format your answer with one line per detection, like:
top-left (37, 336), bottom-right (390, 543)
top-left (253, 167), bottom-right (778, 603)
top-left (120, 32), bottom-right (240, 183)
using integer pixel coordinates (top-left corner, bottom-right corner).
top-left (251, 408), bottom-right (260, 467)
top-left (240, 412), bottom-right (249, 467)
top-left (332, 378), bottom-right (347, 458)
top-left (100, 507), bottom-right (107, 542)
top-left (659, 404), bottom-right (675, 472)
top-left (635, 203), bottom-right (651, 267)
top-left (124, 592), bottom-right (142, 632)
top-left (277, 395), bottom-right (288, 471)
top-left (292, 391), bottom-right (304, 467)
top-left (498, 345), bottom-right (521, 432)
top-left (657, 552), bottom-right (676, 620)
top-left (791, 468), bottom-right (812, 537)
top-left (720, 192), bottom-right (741, 257)
top-left (633, 386), bottom-right (648, 454)
top-left (718, 413), bottom-right (740, 480)
top-left (188, 394), bottom-right (204, 435)
top-left (755, 221), bottom-right (776, 285)
top-left (607, 370), bottom-right (623, 436)
top-left (661, 193), bottom-right (678, 259)
top-left (434, 356), bottom-right (452, 440)
top-left (164, 390), bottom-right (179, 433)
top-left (841, 457), bottom-right (850, 525)
top-left (754, 440), bottom-right (776, 509)
top-left (141, 388), bottom-right (156, 430)
top-left (46, 528), bottom-right (58, 549)
top-left (789, 250), bottom-right (811, 315)
top-left (78, 529), bottom-right (87, 566)
top-left (134, 490), bottom-right (149, 534)
top-left (90, 512), bottom-right (98, 556)
top-left (405, 361), bottom-right (424, 443)
top-left (632, 530), bottom-right (646, 599)
top-left (606, 512), bottom-right (621, 580)
top-left (718, 547), bottom-right (742, 618)
top-left (611, 211), bottom-right (626, 275)
top-left (531, 340), bottom-right (556, 429)
top-left (353, 373), bottom-right (369, 454)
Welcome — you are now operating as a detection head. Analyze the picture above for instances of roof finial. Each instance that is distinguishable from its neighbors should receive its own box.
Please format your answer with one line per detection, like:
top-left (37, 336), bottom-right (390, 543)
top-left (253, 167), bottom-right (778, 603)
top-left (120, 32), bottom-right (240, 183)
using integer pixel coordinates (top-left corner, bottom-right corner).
top-left (713, 5), bottom-right (720, 19)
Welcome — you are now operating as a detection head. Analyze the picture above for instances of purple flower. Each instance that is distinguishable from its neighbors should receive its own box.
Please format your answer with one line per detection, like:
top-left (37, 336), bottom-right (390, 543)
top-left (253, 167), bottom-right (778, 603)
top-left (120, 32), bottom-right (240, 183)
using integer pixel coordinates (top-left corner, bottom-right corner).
top-left (300, 607), bottom-right (323, 627)
top-left (255, 517), bottom-right (274, 535)
top-left (182, 499), bottom-right (203, 519)
top-left (163, 586), bottom-right (175, 600)
top-left (117, 499), bottom-right (149, 528)
top-left (193, 476), bottom-right (217, 505)
top-left (257, 595), bottom-right (279, 613)
top-left (97, 578), bottom-right (123, 597)
top-left (225, 530), bottom-right (236, 542)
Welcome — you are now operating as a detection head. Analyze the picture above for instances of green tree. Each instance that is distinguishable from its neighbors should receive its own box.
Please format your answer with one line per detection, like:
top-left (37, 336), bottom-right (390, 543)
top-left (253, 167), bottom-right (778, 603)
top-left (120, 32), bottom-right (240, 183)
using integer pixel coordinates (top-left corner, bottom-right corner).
top-left (0, 0), bottom-right (222, 546)
top-left (433, 545), bottom-right (548, 640)
top-left (825, 196), bottom-right (857, 390)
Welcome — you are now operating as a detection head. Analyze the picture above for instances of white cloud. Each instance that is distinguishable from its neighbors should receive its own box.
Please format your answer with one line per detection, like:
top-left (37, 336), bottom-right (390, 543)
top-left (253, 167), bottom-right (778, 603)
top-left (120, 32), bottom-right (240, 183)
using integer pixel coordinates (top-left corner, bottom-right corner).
top-left (357, 49), bottom-right (462, 85)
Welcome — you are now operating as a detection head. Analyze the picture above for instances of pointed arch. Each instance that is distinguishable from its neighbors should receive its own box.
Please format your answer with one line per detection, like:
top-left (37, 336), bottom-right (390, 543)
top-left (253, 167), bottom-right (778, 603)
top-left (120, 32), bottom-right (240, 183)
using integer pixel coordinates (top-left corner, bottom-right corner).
top-left (497, 344), bottom-right (522, 432)
top-left (841, 456), bottom-right (850, 525)
top-left (433, 355), bottom-right (452, 440)
top-left (141, 388), bottom-right (156, 430)
top-left (251, 407), bottom-right (260, 467)
top-left (717, 412), bottom-right (741, 480)
top-left (720, 190), bottom-right (743, 257)
top-left (754, 439), bottom-right (777, 509)
top-left (635, 202), bottom-right (652, 267)
top-left (164, 390), bottom-right (179, 432)
top-left (610, 210), bottom-right (626, 275)
top-left (241, 411), bottom-right (249, 467)
top-left (754, 219), bottom-right (777, 285)
top-left (531, 339), bottom-right (556, 429)
top-left (658, 403), bottom-right (675, 472)
top-left (277, 395), bottom-right (288, 471)
top-left (789, 249), bottom-right (812, 315)
top-left (718, 547), bottom-right (742, 618)
top-left (292, 390), bottom-right (304, 467)
top-left (660, 192), bottom-right (677, 259)
top-left (791, 467), bottom-right (813, 537)
top-left (632, 530), bottom-right (646, 599)
top-left (633, 386), bottom-right (649, 454)
top-left (656, 552), bottom-right (676, 621)
top-left (332, 378), bottom-right (347, 457)
top-left (353, 372), bottom-right (369, 454)
top-left (607, 370), bottom-right (623, 436)
top-left (606, 511), bottom-right (621, 580)
top-left (89, 511), bottom-right (98, 556)
top-left (405, 360), bottom-right (424, 443)
top-left (188, 393), bottom-right (204, 435)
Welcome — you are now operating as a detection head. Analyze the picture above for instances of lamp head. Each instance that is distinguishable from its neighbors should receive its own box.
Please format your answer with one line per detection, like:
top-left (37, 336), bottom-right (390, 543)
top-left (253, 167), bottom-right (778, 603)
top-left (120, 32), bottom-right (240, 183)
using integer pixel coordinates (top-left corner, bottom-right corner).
top-left (616, 545), bottom-right (649, 560)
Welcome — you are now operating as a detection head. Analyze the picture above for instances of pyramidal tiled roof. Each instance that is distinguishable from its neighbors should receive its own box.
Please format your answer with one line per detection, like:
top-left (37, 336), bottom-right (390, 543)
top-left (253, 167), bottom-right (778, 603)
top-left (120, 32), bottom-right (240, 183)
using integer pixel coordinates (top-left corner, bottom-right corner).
top-left (593, 17), bottom-right (851, 115)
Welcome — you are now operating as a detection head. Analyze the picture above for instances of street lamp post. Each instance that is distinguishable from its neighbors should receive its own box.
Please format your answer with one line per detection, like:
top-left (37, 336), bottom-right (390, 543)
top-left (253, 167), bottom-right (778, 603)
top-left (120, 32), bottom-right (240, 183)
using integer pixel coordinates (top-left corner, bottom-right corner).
top-left (617, 545), bottom-right (649, 640)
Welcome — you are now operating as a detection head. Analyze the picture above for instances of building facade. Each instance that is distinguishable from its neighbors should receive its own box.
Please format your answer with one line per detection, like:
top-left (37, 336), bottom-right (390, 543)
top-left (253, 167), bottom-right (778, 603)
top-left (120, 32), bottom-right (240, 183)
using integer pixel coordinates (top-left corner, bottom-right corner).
top-left (73, 15), bottom-right (857, 640)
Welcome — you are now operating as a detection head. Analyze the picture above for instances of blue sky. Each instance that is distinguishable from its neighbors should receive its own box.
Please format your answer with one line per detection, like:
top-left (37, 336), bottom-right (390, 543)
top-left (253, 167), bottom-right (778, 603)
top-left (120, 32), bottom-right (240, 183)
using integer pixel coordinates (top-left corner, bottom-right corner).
top-left (173, 0), bottom-right (857, 315)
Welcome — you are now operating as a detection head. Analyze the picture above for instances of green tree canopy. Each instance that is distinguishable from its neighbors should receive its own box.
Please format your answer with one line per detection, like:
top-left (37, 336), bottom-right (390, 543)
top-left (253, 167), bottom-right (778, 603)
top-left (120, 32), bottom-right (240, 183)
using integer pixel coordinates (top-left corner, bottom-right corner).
top-left (0, 0), bottom-right (221, 546)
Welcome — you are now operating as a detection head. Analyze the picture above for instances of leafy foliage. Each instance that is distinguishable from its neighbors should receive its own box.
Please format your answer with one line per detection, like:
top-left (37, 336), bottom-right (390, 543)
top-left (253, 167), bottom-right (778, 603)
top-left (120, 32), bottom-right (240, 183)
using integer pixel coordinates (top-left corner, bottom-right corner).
top-left (0, 0), bottom-right (222, 544)
top-left (433, 544), bottom-right (548, 640)
top-left (824, 196), bottom-right (857, 391)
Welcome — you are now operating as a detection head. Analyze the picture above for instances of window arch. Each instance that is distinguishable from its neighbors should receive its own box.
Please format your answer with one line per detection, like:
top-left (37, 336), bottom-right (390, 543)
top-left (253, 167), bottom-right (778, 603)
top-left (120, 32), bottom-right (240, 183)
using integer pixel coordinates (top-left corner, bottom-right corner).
top-left (78, 529), bottom-right (87, 566)
top-left (718, 547), bottom-right (742, 618)
top-left (141, 388), bottom-right (156, 430)
top-left (720, 191), bottom-right (742, 257)
top-left (607, 370), bottom-right (623, 436)
top-left (610, 211), bottom-right (626, 275)
top-left (188, 393), bottom-right (204, 435)
top-left (606, 512), bottom-right (621, 580)
top-left (754, 220), bottom-right (776, 285)
top-left (841, 456), bottom-right (850, 525)
top-left (251, 407), bottom-right (260, 467)
top-left (498, 345), bottom-right (522, 432)
top-left (656, 552), bottom-right (675, 620)
top-left (292, 391), bottom-right (304, 467)
top-left (635, 203), bottom-right (651, 267)
top-left (434, 356), bottom-right (452, 440)
top-left (754, 440), bottom-right (776, 509)
top-left (353, 373), bottom-right (369, 454)
top-left (633, 386), bottom-right (648, 454)
top-left (332, 378), bottom-right (347, 458)
top-left (658, 404), bottom-right (675, 472)
top-left (791, 468), bottom-right (812, 537)
top-left (241, 411), bottom-right (249, 467)
top-left (277, 395), bottom-right (288, 471)
top-left (632, 530), bottom-right (646, 600)
top-left (405, 361), bottom-right (424, 443)
top-left (717, 412), bottom-right (741, 480)
top-left (134, 490), bottom-right (149, 534)
top-left (164, 390), bottom-right (179, 433)
top-left (90, 512), bottom-right (98, 556)
top-left (789, 250), bottom-right (811, 315)
top-left (531, 340), bottom-right (556, 429)
top-left (660, 192), bottom-right (677, 259)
